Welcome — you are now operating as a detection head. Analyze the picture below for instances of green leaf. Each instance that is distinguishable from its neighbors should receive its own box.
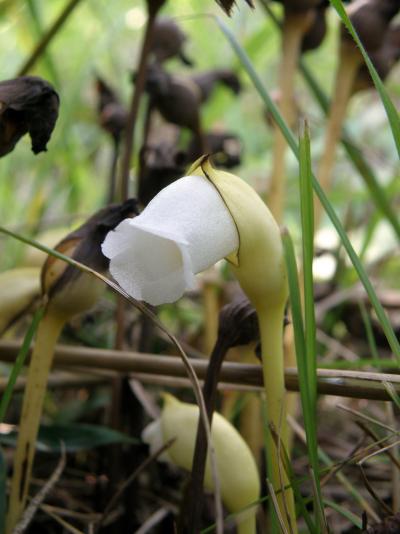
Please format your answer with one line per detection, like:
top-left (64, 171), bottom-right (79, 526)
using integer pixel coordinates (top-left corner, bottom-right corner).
top-left (0, 307), bottom-right (45, 423)
top-left (0, 423), bottom-right (138, 452)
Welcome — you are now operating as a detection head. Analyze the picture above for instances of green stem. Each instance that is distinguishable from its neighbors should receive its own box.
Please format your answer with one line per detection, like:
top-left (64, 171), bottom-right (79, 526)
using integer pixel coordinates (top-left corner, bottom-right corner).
top-left (6, 312), bottom-right (64, 533)
top-left (259, 304), bottom-right (297, 533)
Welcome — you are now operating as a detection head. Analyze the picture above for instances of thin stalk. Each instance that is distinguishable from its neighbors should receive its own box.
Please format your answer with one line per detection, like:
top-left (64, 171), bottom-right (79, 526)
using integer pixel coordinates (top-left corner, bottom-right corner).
top-left (118, 6), bottom-right (162, 201)
top-left (260, 305), bottom-right (297, 533)
top-left (314, 45), bottom-right (361, 229)
top-left (17, 0), bottom-right (84, 76)
top-left (6, 311), bottom-right (65, 533)
top-left (268, 12), bottom-right (311, 223)
top-left (180, 337), bottom-right (227, 534)
top-left (107, 138), bottom-right (120, 205)
top-left (203, 281), bottom-right (219, 355)
top-left (239, 347), bottom-right (263, 468)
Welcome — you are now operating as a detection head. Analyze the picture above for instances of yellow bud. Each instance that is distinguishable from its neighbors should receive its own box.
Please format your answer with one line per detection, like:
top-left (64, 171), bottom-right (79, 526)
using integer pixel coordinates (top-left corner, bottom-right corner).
top-left (143, 394), bottom-right (260, 534)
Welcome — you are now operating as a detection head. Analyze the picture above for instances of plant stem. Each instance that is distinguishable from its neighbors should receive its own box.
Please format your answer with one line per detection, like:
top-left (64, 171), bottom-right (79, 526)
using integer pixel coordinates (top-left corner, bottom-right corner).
top-left (118, 9), bottom-right (160, 201)
top-left (268, 12), bottom-right (311, 223)
top-left (107, 138), bottom-right (120, 205)
top-left (314, 45), bottom-right (361, 230)
top-left (6, 311), bottom-right (65, 533)
top-left (180, 337), bottom-right (227, 534)
top-left (203, 280), bottom-right (220, 355)
top-left (259, 304), bottom-right (297, 533)
top-left (18, 0), bottom-right (83, 76)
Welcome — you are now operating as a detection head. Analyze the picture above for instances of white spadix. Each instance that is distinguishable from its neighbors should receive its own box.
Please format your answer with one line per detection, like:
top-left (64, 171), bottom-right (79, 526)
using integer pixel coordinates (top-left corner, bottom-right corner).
top-left (101, 175), bottom-right (239, 305)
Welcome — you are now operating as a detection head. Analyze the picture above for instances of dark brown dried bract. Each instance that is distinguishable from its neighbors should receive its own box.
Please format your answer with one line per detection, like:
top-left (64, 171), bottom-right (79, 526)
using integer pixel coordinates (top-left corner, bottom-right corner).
top-left (95, 76), bottom-right (128, 141)
top-left (216, 0), bottom-right (254, 16)
top-left (217, 295), bottom-right (260, 350)
top-left (143, 63), bottom-right (202, 134)
top-left (0, 76), bottom-right (59, 157)
top-left (43, 198), bottom-right (139, 298)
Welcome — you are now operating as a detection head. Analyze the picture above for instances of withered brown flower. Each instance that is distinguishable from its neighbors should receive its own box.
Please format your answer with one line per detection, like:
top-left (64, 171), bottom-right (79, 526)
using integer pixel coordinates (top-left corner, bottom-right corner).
top-left (43, 198), bottom-right (139, 299)
top-left (95, 76), bottom-right (128, 142)
top-left (0, 75), bottom-right (59, 157)
top-left (151, 17), bottom-right (193, 66)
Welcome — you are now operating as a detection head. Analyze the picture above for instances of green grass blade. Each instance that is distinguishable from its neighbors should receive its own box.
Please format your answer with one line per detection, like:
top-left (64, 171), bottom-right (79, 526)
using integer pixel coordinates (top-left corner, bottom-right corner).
top-left (299, 122), bottom-right (317, 405)
top-left (329, 0), bottom-right (400, 158)
top-left (214, 16), bottom-right (400, 361)
top-left (298, 123), bottom-right (324, 517)
top-left (283, 230), bottom-right (323, 527)
top-left (0, 307), bottom-right (45, 423)
top-left (323, 499), bottom-right (362, 529)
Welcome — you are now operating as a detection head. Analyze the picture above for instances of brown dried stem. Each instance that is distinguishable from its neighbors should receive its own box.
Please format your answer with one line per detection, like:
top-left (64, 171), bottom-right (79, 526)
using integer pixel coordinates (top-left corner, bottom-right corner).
top-left (2, 340), bottom-right (400, 401)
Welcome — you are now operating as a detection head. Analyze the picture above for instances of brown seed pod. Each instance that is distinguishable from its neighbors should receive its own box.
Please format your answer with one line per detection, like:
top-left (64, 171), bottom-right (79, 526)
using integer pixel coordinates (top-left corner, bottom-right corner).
top-left (142, 63), bottom-right (202, 135)
top-left (0, 75), bottom-right (59, 157)
top-left (353, 22), bottom-right (400, 93)
top-left (151, 17), bottom-right (193, 66)
top-left (190, 68), bottom-right (241, 102)
top-left (301, 2), bottom-right (329, 52)
top-left (342, 0), bottom-right (400, 53)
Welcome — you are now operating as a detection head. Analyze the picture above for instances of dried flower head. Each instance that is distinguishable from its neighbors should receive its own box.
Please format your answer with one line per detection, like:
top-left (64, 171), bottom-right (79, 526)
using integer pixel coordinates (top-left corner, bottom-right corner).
top-left (0, 76), bottom-right (59, 157)
top-left (95, 76), bottom-right (127, 141)
top-left (151, 17), bottom-right (193, 66)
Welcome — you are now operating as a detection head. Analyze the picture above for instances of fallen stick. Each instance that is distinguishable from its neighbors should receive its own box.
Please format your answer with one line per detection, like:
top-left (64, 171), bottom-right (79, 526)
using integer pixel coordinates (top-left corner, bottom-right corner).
top-left (1, 340), bottom-right (400, 402)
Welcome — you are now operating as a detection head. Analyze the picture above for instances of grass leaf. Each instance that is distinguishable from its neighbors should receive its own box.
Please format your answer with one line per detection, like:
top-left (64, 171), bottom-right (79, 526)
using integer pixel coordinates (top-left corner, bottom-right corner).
top-left (0, 307), bottom-right (44, 423)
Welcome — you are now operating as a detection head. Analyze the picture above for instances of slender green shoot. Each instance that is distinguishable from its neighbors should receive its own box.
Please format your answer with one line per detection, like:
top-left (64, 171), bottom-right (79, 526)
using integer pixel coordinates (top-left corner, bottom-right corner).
top-left (283, 230), bottom-right (323, 529)
top-left (323, 499), bottom-right (362, 529)
top-left (0, 307), bottom-right (45, 423)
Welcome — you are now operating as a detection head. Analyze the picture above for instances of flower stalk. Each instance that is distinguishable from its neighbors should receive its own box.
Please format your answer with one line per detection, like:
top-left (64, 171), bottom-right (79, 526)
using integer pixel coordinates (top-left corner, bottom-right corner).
top-left (188, 157), bottom-right (297, 532)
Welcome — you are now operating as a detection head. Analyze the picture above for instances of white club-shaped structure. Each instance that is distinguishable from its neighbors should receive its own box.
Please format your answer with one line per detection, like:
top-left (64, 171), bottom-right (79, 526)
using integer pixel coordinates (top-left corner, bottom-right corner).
top-left (102, 175), bottom-right (239, 305)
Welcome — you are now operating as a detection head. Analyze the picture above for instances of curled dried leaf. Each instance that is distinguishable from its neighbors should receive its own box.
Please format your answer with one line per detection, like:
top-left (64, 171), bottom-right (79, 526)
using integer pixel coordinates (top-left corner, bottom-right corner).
top-left (42, 199), bottom-right (139, 299)
top-left (0, 76), bottom-right (59, 157)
